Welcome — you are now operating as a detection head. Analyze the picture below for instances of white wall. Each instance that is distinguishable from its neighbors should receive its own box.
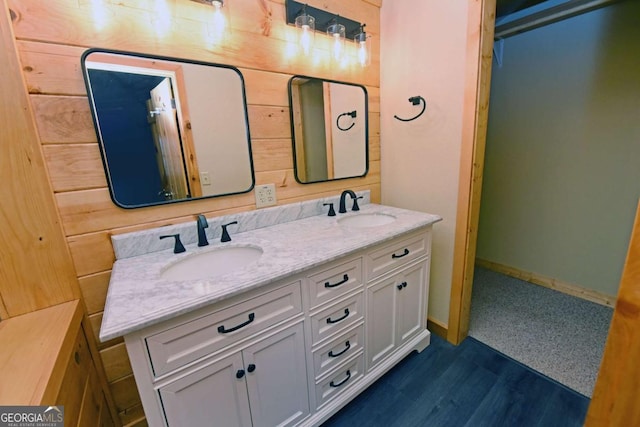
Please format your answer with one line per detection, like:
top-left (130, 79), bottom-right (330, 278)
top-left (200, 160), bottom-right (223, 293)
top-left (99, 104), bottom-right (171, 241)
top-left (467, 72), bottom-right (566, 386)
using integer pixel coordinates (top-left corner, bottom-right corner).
top-left (181, 65), bottom-right (252, 196)
top-left (380, 1), bottom-right (471, 325)
top-left (330, 83), bottom-right (367, 179)
top-left (476, 0), bottom-right (640, 297)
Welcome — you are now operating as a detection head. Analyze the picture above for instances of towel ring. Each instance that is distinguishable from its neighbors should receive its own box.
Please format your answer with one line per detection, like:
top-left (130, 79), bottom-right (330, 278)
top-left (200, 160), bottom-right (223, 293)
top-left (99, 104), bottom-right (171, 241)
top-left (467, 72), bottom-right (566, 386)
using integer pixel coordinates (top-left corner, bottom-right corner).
top-left (336, 111), bottom-right (357, 131)
top-left (393, 96), bottom-right (426, 122)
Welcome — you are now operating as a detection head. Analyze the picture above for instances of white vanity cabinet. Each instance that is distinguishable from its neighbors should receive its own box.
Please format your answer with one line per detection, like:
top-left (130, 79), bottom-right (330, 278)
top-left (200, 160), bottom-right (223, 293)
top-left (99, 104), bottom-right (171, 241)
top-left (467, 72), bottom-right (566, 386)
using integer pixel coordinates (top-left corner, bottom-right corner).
top-left (123, 225), bottom-right (434, 427)
top-left (158, 322), bottom-right (309, 427)
top-left (366, 260), bottom-right (429, 368)
top-left (124, 280), bottom-right (309, 427)
top-left (365, 230), bottom-right (431, 370)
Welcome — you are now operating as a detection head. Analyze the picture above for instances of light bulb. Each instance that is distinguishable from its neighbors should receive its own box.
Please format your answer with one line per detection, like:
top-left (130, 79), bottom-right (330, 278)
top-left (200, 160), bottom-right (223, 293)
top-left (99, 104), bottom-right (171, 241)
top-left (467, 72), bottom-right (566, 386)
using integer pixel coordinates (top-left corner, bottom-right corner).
top-left (210, 0), bottom-right (226, 43)
top-left (333, 35), bottom-right (343, 60)
top-left (358, 41), bottom-right (368, 66)
top-left (295, 13), bottom-right (315, 57)
top-left (300, 25), bottom-right (312, 55)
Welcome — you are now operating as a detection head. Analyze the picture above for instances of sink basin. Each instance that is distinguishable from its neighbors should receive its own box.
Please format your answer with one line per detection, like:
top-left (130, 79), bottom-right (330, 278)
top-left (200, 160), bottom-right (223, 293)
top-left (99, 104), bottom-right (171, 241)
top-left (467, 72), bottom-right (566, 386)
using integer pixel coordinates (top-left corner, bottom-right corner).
top-left (337, 213), bottom-right (396, 228)
top-left (160, 246), bottom-right (263, 281)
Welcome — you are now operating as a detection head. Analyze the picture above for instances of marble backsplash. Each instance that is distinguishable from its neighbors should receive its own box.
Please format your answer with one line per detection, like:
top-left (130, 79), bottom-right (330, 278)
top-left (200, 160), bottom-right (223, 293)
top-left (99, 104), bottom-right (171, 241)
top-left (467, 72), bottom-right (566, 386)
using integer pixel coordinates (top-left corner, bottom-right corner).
top-left (111, 190), bottom-right (371, 260)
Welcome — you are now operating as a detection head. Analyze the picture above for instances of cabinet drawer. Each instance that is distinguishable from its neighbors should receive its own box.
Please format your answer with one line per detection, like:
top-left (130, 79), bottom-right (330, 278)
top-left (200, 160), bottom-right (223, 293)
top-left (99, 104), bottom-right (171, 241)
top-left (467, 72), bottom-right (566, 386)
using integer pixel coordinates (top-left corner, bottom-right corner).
top-left (146, 281), bottom-right (302, 377)
top-left (307, 258), bottom-right (363, 309)
top-left (315, 354), bottom-right (364, 409)
top-left (310, 292), bottom-right (363, 345)
top-left (366, 231), bottom-right (430, 280)
top-left (312, 324), bottom-right (364, 380)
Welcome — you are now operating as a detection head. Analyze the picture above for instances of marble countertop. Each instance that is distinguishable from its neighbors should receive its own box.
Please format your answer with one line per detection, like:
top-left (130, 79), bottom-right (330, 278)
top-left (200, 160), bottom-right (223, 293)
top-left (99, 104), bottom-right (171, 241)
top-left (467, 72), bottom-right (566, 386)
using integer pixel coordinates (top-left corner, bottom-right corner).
top-left (100, 203), bottom-right (441, 341)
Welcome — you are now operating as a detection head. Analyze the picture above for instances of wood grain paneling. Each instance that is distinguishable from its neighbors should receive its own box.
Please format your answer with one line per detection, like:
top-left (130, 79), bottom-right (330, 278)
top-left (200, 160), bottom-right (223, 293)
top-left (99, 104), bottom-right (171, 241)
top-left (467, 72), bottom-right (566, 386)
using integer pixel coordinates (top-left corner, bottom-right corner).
top-left (30, 95), bottom-right (96, 144)
top-left (8, 0), bottom-right (381, 424)
top-left (43, 144), bottom-right (107, 192)
top-left (100, 343), bottom-right (133, 383)
top-left (17, 41), bottom-right (87, 95)
top-left (110, 375), bottom-right (141, 413)
top-left (68, 231), bottom-right (115, 277)
top-left (8, 0), bottom-right (380, 87)
top-left (0, 0), bottom-right (79, 317)
top-left (78, 271), bottom-right (112, 315)
top-left (252, 138), bottom-right (294, 172)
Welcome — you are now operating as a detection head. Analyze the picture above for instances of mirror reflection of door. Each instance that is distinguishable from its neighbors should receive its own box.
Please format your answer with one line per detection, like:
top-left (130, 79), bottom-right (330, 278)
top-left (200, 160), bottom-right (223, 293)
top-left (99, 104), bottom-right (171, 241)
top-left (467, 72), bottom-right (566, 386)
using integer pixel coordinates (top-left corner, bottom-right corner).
top-left (291, 79), bottom-right (329, 182)
top-left (148, 78), bottom-right (189, 200)
top-left (83, 49), bottom-right (255, 208)
top-left (288, 76), bottom-right (368, 184)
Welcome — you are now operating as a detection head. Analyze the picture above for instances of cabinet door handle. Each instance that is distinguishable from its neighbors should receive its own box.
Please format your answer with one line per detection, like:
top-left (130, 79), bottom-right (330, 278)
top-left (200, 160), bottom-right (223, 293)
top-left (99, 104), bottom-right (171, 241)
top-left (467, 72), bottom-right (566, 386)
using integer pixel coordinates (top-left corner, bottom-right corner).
top-left (391, 248), bottom-right (410, 259)
top-left (247, 364), bottom-right (256, 373)
top-left (397, 284), bottom-right (403, 290)
top-left (236, 369), bottom-right (245, 379)
top-left (218, 313), bottom-right (255, 334)
top-left (325, 274), bottom-right (349, 288)
top-left (328, 340), bottom-right (351, 358)
top-left (326, 308), bottom-right (350, 324)
top-left (330, 370), bottom-right (352, 388)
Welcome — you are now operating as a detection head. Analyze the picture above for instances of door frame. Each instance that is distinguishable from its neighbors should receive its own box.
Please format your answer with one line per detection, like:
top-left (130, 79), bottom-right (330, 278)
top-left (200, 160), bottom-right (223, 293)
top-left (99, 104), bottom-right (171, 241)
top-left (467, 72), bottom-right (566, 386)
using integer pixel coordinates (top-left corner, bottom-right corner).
top-left (447, 0), bottom-right (496, 345)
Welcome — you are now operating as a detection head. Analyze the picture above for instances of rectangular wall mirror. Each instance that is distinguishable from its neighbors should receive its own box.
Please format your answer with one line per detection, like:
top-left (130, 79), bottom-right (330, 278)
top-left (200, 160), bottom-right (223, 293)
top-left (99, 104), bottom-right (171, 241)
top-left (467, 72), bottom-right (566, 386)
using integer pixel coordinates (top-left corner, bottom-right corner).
top-left (288, 76), bottom-right (368, 184)
top-left (82, 48), bottom-right (255, 208)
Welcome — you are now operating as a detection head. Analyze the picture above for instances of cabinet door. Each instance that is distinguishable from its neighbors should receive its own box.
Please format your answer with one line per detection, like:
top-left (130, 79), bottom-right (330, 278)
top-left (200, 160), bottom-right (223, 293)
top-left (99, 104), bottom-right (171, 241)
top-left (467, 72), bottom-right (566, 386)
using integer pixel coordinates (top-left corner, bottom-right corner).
top-left (159, 353), bottom-right (252, 427)
top-left (366, 276), bottom-right (398, 368)
top-left (243, 323), bottom-right (310, 427)
top-left (396, 261), bottom-right (427, 345)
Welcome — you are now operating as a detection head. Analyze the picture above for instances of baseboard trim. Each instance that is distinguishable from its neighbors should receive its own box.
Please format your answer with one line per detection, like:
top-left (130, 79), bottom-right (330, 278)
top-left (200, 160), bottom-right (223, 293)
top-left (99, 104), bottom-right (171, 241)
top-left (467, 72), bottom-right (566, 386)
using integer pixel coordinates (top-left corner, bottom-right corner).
top-left (475, 258), bottom-right (616, 308)
top-left (427, 317), bottom-right (448, 339)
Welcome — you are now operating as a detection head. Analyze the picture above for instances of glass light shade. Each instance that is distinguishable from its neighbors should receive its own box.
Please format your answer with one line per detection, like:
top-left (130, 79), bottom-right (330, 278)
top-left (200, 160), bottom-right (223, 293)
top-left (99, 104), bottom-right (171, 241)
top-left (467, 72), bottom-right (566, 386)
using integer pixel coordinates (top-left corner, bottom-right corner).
top-left (327, 22), bottom-right (346, 62)
top-left (295, 14), bottom-right (315, 56)
top-left (354, 31), bottom-right (371, 67)
top-left (209, 0), bottom-right (229, 44)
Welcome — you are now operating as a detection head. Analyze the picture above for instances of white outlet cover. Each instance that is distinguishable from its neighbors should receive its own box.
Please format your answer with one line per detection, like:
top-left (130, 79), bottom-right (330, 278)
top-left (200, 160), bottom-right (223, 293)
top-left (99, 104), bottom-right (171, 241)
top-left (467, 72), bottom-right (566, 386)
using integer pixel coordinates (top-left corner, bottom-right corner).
top-left (255, 184), bottom-right (277, 208)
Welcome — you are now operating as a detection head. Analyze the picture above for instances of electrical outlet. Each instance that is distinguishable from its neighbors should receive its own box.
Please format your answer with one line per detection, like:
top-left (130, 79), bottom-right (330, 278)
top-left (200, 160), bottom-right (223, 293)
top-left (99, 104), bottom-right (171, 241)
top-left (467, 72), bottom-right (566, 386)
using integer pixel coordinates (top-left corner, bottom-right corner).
top-left (200, 171), bottom-right (211, 186)
top-left (255, 183), bottom-right (277, 208)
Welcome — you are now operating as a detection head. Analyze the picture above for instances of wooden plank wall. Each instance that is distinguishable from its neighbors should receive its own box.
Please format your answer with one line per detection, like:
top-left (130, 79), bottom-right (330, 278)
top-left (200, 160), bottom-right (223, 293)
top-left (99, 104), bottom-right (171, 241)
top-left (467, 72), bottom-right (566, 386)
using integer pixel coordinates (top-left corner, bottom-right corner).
top-left (7, 0), bottom-right (381, 425)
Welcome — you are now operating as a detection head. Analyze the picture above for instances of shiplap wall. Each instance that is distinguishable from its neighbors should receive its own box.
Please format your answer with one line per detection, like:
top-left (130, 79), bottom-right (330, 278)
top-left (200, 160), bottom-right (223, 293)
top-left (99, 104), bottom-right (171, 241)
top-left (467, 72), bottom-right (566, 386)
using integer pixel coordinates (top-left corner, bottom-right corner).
top-left (7, 0), bottom-right (381, 425)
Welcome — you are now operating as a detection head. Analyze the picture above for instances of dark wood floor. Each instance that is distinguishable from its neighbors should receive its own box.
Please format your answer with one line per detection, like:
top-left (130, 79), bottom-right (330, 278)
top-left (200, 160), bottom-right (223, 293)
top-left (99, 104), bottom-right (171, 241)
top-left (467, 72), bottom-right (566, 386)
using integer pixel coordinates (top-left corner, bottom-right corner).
top-left (322, 335), bottom-right (589, 427)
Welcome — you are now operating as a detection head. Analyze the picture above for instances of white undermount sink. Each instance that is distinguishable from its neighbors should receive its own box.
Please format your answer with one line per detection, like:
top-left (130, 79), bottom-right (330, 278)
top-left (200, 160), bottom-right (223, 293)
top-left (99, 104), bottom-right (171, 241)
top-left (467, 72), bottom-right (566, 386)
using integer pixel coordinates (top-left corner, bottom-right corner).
top-left (337, 213), bottom-right (396, 228)
top-left (160, 245), bottom-right (263, 281)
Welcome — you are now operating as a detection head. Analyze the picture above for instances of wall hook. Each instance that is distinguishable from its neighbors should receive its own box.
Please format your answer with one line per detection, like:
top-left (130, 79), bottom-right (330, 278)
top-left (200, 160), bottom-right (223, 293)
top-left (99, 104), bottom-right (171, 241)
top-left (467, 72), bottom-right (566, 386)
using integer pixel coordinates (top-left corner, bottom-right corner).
top-left (393, 96), bottom-right (426, 122)
top-left (336, 110), bottom-right (356, 131)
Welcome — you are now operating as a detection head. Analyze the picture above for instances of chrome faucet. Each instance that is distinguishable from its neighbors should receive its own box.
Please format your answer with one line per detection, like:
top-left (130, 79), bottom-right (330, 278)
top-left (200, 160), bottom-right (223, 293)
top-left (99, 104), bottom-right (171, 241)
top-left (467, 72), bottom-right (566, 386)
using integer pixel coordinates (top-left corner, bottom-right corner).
top-left (196, 214), bottom-right (209, 247)
top-left (338, 190), bottom-right (362, 213)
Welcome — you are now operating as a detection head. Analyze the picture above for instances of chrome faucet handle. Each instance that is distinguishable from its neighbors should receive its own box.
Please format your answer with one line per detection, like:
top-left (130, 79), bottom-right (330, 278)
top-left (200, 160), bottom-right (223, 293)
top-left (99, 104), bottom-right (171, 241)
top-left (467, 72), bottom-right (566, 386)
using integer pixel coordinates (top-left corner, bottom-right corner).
top-left (221, 221), bottom-right (238, 243)
top-left (160, 234), bottom-right (186, 254)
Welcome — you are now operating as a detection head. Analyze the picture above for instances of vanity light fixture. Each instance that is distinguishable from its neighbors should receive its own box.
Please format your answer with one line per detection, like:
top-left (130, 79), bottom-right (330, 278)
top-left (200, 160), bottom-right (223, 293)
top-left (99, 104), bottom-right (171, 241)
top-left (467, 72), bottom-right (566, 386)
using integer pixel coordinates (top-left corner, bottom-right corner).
top-left (327, 17), bottom-right (346, 63)
top-left (284, 0), bottom-right (370, 67)
top-left (294, 4), bottom-right (315, 56)
top-left (354, 24), bottom-right (371, 67)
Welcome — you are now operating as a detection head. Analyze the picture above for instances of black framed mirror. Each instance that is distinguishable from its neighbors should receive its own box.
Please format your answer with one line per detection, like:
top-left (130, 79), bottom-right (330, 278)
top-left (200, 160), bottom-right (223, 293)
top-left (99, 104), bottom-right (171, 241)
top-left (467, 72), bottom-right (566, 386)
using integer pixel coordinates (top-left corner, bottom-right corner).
top-left (288, 76), bottom-right (368, 184)
top-left (81, 48), bottom-right (255, 208)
